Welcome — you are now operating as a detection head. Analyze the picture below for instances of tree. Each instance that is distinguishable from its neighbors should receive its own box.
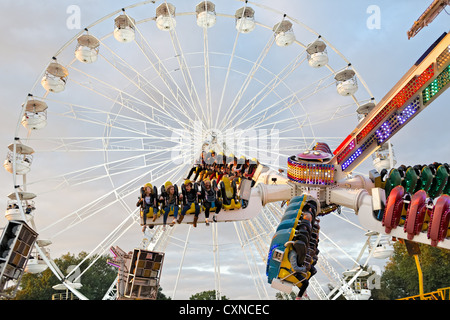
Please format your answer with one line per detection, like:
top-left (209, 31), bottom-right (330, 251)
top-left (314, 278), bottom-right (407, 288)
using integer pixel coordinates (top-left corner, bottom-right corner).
top-left (14, 251), bottom-right (117, 300)
top-left (275, 291), bottom-right (296, 300)
top-left (13, 266), bottom-right (56, 300)
top-left (11, 251), bottom-right (172, 300)
top-left (372, 241), bottom-right (450, 300)
top-left (189, 290), bottom-right (229, 300)
top-left (157, 286), bottom-right (171, 300)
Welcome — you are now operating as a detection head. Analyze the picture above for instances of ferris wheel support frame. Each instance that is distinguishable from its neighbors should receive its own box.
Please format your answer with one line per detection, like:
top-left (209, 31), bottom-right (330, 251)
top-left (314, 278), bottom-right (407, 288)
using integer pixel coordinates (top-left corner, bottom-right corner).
top-left (6, 0), bottom-right (389, 300)
top-left (234, 220), bottom-right (271, 300)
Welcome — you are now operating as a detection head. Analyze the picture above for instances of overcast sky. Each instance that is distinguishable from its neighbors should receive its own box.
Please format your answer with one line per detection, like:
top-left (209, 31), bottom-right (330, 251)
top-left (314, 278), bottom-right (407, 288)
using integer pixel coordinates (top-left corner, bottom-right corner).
top-left (0, 0), bottom-right (449, 300)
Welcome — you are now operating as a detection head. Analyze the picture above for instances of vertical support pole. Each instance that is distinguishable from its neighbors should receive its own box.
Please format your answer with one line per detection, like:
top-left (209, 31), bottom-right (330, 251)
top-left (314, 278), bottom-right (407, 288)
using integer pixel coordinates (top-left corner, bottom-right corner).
top-left (413, 254), bottom-right (425, 300)
top-left (212, 222), bottom-right (221, 300)
top-left (388, 141), bottom-right (394, 169)
top-left (173, 225), bottom-right (191, 300)
top-left (404, 240), bottom-right (424, 300)
top-left (211, 223), bottom-right (221, 300)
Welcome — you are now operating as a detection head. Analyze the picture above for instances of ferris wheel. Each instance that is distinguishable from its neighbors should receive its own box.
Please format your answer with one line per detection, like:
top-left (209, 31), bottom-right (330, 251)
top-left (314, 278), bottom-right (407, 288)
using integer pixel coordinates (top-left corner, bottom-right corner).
top-left (3, 0), bottom-right (387, 300)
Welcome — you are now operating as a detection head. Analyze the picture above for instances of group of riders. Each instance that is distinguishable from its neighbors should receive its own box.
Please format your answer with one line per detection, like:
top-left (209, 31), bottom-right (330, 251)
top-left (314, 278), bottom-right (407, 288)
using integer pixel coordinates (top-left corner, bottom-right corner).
top-left (286, 202), bottom-right (320, 299)
top-left (137, 151), bottom-right (259, 232)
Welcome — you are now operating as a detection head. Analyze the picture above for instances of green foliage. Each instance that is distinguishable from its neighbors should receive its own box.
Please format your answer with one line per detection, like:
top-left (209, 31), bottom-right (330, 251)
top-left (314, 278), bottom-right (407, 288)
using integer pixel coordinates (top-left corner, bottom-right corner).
top-left (275, 291), bottom-right (296, 300)
top-left (157, 286), bottom-right (171, 300)
top-left (14, 267), bottom-right (56, 300)
top-left (14, 251), bottom-right (117, 300)
top-left (189, 290), bottom-right (229, 300)
top-left (12, 251), bottom-right (172, 300)
top-left (373, 242), bottom-right (450, 300)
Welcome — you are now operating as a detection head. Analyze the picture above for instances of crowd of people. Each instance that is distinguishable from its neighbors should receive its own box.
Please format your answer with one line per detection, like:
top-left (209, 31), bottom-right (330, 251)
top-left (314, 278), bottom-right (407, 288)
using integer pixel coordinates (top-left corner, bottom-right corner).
top-left (6, 202), bottom-right (36, 214)
top-left (285, 201), bottom-right (320, 299)
top-left (185, 151), bottom-right (258, 185)
top-left (137, 151), bottom-right (259, 232)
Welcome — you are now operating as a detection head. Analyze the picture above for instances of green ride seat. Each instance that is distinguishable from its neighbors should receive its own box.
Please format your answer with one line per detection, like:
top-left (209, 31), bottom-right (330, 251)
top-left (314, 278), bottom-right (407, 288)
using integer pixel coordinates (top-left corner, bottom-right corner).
top-left (402, 166), bottom-right (418, 194)
top-left (416, 166), bottom-right (433, 194)
top-left (429, 165), bottom-right (448, 199)
top-left (385, 168), bottom-right (402, 198)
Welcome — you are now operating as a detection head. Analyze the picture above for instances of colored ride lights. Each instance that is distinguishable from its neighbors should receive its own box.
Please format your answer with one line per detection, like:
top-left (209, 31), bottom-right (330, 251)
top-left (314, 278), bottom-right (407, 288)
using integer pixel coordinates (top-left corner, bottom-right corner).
top-left (356, 64), bottom-right (434, 144)
top-left (287, 157), bottom-right (335, 185)
top-left (341, 148), bottom-right (362, 171)
top-left (422, 65), bottom-right (450, 105)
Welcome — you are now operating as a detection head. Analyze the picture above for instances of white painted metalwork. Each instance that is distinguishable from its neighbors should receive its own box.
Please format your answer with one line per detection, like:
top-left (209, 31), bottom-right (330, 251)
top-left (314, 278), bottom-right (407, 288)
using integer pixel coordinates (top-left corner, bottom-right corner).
top-left (156, 3), bottom-right (177, 31)
top-left (7, 0), bottom-right (376, 300)
top-left (41, 60), bottom-right (68, 93)
top-left (75, 34), bottom-right (100, 63)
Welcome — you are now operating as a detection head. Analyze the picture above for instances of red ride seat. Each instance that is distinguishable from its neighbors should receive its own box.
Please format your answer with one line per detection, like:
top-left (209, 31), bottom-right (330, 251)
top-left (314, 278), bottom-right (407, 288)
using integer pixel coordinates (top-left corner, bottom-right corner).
top-left (428, 194), bottom-right (450, 247)
top-left (382, 185), bottom-right (405, 234)
top-left (404, 190), bottom-right (430, 240)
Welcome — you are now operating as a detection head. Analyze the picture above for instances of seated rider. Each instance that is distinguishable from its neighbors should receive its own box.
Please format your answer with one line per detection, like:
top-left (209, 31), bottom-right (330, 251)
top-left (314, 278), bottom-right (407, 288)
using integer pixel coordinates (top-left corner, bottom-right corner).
top-left (160, 184), bottom-right (181, 228)
top-left (202, 179), bottom-right (222, 225)
top-left (177, 180), bottom-right (201, 227)
top-left (285, 241), bottom-right (309, 299)
top-left (243, 158), bottom-right (257, 180)
top-left (25, 204), bottom-right (35, 214)
top-left (232, 156), bottom-right (246, 181)
top-left (137, 183), bottom-right (158, 232)
top-left (186, 154), bottom-right (205, 180)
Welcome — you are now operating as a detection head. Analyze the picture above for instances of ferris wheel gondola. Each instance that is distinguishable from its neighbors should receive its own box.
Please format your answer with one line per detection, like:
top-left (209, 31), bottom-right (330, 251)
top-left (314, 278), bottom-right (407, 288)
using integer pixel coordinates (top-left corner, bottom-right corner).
top-left (21, 99), bottom-right (48, 131)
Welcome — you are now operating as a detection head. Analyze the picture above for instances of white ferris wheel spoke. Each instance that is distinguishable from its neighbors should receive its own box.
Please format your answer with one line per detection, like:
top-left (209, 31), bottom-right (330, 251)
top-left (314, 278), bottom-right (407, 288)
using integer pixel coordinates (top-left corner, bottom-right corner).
top-left (24, 147), bottom-right (186, 197)
top-left (215, 27), bottom-right (241, 129)
top-left (41, 96), bottom-right (186, 140)
top-left (66, 66), bottom-right (190, 133)
top-left (127, 13), bottom-right (207, 125)
top-left (166, 15), bottom-right (209, 124)
top-left (8, 1), bottom-right (380, 300)
top-left (97, 39), bottom-right (196, 126)
top-left (39, 156), bottom-right (186, 238)
top-left (66, 212), bottom-right (138, 282)
top-left (231, 71), bottom-right (338, 130)
top-left (219, 29), bottom-right (276, 129)
top-left (202, 26), bottom-right (213, 128)
top-left (24, 136), bottom-right (184, 153)
top-left (221, 49), bottom-right (308, 131)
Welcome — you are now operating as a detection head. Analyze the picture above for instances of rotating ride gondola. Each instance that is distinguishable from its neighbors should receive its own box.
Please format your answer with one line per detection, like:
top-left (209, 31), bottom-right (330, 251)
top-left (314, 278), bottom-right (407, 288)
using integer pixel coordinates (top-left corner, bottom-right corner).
top-left (138, 170), bottom-right (260, 228)
top-left (1, 0), bottom-right (449, 300)
top-left (266, 31), bottom-right (450, 297)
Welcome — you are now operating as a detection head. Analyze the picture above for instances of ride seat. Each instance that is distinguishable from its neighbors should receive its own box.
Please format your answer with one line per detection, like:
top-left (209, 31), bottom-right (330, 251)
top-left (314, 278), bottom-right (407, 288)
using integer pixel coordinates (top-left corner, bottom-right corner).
top-left (141, 207), bottom-right (158, 219)
top-left (200, 180), bottom-right (220, 213)
top-left (140, 185), bottom-right (159, 220)
top-left (160, 181), bottom-right (180, 216)
top-left (404, 190), bottom-right (429, 240)
top-left (428, 194), bottom-right (450, 246)
top-left (402, 166), bottom-right (418, 194)
top-left (181, 182), bottom-right (199, 215)
top-left (384, 168), bottom-right (402, 198)
top-left (429, 165), bottom-right (449, 198)
top-left (416, 166), bottom-right (433, 194)
top-left (382, 185), bottom-right (405, 233)
top-left (292, 240), bottom-right (307, 267)
top-left (277, 247), bottom-right (310, 289)
top-left (220, 176), bottom-right (241, 210)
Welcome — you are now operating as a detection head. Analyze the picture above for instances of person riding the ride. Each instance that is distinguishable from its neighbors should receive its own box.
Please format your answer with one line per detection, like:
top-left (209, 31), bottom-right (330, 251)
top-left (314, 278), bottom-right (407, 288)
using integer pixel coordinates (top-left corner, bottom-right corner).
top-left (137, 183), bottom-right (158, 232)
top-left (178, 180), bottom-right (201, 227)
top-left (202, 179), bottom-right (222, 225)
top-left (160, 184), bottom-right (181, 228)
